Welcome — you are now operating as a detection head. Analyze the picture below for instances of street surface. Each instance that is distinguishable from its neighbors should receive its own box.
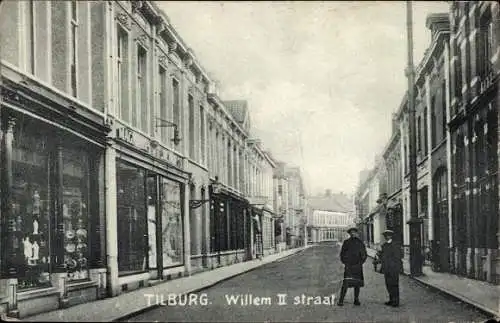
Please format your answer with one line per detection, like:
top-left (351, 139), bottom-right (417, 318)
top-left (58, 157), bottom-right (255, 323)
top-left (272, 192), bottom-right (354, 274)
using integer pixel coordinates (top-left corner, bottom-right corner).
top-left (126, 242), bottom-right (489, 322)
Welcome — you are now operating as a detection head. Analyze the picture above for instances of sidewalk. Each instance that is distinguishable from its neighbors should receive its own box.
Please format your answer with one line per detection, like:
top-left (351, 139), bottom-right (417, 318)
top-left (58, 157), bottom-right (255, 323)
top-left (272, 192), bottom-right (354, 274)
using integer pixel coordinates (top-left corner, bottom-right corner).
top-left (22, 246), bottom-right (310, 322)
top-left (367, 247), bottom-right (500, 319)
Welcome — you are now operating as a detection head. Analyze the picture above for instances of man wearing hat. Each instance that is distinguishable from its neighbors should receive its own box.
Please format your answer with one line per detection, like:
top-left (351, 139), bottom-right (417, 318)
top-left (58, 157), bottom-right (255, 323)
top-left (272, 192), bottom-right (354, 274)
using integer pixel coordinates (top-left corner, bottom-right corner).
top-left (337, 227), bottom-right (367, 306)
top-left (380, 229), bottom-right (402, 307)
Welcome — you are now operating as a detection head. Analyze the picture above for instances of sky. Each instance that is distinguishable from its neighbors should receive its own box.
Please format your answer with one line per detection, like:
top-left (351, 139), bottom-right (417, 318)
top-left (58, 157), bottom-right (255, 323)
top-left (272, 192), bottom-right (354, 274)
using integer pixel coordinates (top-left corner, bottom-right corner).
top-left (157, 1), bottom-right (450, 196)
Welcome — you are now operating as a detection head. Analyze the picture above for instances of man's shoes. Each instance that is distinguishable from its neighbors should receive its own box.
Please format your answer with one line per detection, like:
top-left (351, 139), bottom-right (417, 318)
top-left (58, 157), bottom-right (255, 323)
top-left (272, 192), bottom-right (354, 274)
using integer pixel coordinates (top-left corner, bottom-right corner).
top-left (337, 300), bottom-right (344, 306)
top-left (391, 303), bottom-right (399, 307)
top-left (384, 301), bottom-right (393, 306)
top-left (354, 300), bottom-right (361, 306)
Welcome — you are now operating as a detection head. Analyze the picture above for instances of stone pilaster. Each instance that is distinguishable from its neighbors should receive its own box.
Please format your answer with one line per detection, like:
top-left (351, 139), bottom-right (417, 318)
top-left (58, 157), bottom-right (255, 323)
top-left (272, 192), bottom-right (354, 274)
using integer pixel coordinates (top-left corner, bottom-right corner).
top-left (183, 182), bottom-right (191, 275)
top-left (425, 75), bottom-right (434, 241)
top-left (104, 139), bottom-right (119, 297)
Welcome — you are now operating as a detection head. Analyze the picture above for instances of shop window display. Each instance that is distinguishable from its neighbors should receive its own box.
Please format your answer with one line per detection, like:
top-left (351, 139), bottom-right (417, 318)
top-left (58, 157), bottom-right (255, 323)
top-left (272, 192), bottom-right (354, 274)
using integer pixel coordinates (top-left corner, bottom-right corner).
top-left (160, 178), bottom-right (183, 267)
top-left (62, 148), bottom-right (90, 281)
top-left (117, 161), bottom-right (148, 275)
top-left (147, 176), bottom-right (157, 269)
top-left (11, 131), bottom-right (51, 290)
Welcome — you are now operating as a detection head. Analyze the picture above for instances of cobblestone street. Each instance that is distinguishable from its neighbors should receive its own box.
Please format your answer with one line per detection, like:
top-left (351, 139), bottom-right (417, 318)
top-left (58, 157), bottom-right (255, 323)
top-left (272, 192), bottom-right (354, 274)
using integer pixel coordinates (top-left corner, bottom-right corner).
top-left (126, 243), bottom-right (489, 322)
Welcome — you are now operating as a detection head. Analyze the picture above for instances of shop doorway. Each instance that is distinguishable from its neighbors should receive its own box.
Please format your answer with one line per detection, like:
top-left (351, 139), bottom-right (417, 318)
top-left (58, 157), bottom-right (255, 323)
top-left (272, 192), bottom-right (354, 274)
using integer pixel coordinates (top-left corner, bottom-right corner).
top-left (432, 168), bottom-right (449, 272)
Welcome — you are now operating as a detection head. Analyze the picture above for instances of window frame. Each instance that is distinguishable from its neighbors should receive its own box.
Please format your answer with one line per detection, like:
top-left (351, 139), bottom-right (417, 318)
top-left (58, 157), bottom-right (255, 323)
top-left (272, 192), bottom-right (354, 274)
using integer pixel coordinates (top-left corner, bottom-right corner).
top-left (70, 0), bottom-right (78, 98)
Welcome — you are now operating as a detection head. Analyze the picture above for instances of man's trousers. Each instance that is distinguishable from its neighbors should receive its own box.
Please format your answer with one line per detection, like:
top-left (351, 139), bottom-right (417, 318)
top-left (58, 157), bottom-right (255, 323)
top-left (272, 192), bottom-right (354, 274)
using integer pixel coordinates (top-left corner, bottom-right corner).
top-left (384, 272), bottom-right (399, 305)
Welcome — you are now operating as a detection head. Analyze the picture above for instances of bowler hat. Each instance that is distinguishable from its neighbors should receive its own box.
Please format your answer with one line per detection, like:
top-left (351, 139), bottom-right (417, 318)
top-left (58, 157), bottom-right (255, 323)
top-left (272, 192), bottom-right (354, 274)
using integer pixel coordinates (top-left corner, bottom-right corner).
top-left (382, 229), bottom-right (394, 237)
top-left (347, 227), bottom-right (358, 234)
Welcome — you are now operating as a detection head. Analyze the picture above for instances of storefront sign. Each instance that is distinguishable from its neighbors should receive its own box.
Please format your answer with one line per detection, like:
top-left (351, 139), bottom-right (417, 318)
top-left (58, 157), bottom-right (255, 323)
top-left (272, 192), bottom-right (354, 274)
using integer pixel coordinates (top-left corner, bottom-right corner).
top-left (116, 127), bottom-right (135, 145)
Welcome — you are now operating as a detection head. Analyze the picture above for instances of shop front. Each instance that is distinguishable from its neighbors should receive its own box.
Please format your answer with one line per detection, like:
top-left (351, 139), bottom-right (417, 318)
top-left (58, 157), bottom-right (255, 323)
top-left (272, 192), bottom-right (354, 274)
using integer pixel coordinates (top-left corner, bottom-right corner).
top-left (250, 206), bottom-right (264, 259)
top-left (209, 187), bottom-right (249, 267)
top-left (107, 122), bottom-right (190, 296)
top-left (0, 79), bottom-right (109, 318)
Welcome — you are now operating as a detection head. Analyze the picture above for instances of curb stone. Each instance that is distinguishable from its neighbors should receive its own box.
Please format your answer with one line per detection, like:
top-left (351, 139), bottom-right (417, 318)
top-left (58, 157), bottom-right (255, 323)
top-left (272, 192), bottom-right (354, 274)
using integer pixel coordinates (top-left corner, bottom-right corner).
top-left (367, 254), bottom-right (499, 320)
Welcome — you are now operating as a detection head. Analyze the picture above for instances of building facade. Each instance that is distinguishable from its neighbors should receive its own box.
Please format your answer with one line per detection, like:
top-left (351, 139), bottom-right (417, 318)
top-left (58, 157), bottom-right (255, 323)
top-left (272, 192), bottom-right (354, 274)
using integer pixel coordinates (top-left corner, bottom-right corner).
top-left (0, 0), bottom-right (112, 316)
top-left (308, 190), bottom-right (354, 243)
top-left (0, 0), bottom-right (294, 318)
top-left (448, 1), bottom-right (499, 283)
top-left (382, 112), bottom-right (404, 246)
top-left (273, 162), bottom-right (289, 251)
top-left (284, 167), bottom-right (306, 248)
top-left (356, 2), bottom-right (499, 285)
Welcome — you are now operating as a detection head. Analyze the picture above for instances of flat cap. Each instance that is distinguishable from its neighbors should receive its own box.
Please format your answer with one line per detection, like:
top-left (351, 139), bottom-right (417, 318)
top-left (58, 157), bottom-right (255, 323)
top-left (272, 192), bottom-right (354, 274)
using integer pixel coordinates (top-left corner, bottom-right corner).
top-left (347, 227), bottom-right (359, 234)
top-left (383, 229), bottom-right (394, 236)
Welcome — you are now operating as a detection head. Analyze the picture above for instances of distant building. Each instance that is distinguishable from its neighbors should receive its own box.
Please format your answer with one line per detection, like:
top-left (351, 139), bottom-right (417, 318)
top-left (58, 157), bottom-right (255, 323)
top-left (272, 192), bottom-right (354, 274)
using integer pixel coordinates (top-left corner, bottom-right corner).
top-left (307, 190), bottom-right (355, 243)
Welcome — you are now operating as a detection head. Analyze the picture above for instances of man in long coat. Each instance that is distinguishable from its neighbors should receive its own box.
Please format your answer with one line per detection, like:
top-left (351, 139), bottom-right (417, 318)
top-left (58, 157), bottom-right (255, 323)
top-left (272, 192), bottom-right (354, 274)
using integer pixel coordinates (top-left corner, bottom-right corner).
top-left (337, 227), bottom-right (367, 306)
top-left (380, 230), bottom-right (402, 307)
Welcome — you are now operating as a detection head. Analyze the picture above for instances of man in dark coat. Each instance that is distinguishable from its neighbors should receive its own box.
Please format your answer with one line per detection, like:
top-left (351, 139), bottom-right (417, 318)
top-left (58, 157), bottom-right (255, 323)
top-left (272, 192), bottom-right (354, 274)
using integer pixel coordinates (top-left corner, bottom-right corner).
top-left (337, 227), bottom-right (367, 306)
top-left (380, 230), bottom-right (402, 307)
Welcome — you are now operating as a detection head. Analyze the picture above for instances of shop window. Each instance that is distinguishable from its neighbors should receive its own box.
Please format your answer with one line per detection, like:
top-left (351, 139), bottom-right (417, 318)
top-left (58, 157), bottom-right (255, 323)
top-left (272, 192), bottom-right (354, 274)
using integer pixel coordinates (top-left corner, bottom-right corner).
top-left (116, 161), bottom-right (147, 275)
top-left (146, 176), bottom-right (157, 269)
top-left (9, 123), bottom-right (99, 289)
top-left (11, 132), bottom-right (51, 290)
top-left (62, 148), bottom-right (90, 281)
top-left (160, 177), bottom-right (183, 267)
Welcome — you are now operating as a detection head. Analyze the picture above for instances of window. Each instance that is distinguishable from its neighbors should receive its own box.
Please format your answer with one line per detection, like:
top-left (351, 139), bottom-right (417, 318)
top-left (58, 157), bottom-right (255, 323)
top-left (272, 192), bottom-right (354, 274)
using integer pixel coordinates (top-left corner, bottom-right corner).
top-left (417, 116), bottom-right (422, 153)
top-left (26, 0), bottom-right (35, 74)
top-left (8, 121), bottom-right (100, 289)
top-left (188, 95), bottom-right (195, 158)
top-left (419, 187), bottom-right (428, 217)
top-left (431, 97), bottom-right (437, 148)
top-left (441, 82), bottom-right (447, 140)
top-left (172, 79), bottom-right (180, 140)
top-left (479, 14), bottom-right (493, 78)
top-left (136, 45), bottom-right (147, 132)
top-left (12, 130), bottom-right (51, 289)
top-left (158, 66), bottom-right (168, 143)
top-left (227, 142), bottom-right (232, 187)
top-left (116, 161), bottom-right (147, 275)
top-left (62, 148), bottom-right (91, 282)
top-left (404, 144), bottom-right (408, 174)
top-left (117, 27), bottom-right (128, 121)
top-left (70, 0), bottom-right (78, 97)
top-left (423, 107), bottom-right (428, 155)
top-left (200, 105), bottom-right (205, 164)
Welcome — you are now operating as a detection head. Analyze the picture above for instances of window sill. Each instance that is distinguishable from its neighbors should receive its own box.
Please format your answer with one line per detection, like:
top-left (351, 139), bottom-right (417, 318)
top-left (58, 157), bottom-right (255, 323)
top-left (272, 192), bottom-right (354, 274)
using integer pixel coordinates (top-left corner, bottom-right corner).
top-left (17, 287), bottom-right (58, 301)
top-left (66, 279), bottom-right (98, 292)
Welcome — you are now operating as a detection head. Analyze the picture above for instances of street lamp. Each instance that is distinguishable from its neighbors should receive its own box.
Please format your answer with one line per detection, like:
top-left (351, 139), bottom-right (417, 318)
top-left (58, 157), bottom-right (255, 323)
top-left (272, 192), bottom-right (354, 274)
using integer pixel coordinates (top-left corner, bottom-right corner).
top-left (189, 177), bottom-right (221, 209)
top-left (154, 117), bottom-right (181, 146)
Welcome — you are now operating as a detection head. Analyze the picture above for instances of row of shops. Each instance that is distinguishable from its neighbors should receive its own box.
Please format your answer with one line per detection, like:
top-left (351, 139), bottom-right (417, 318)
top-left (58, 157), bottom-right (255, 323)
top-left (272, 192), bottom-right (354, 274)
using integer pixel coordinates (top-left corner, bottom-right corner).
top-left (0, 70), bottom-right (277, 318)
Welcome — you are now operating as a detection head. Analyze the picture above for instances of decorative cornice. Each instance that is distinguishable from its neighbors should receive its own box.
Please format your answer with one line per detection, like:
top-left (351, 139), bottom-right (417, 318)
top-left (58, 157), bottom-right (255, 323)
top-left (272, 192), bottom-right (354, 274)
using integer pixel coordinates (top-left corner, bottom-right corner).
top-left (116, 12), bottom-right (130, 30)
top-left (137, 34), bottom-right (149, 47)
top-left (168, 41), bottom-right (177, 54)
top-left (131, 1), bottom-right (144, 13)
top-left (156, 21), bottom-right (166, 35)
top-left (158, 54), bottom-right (168, 66)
